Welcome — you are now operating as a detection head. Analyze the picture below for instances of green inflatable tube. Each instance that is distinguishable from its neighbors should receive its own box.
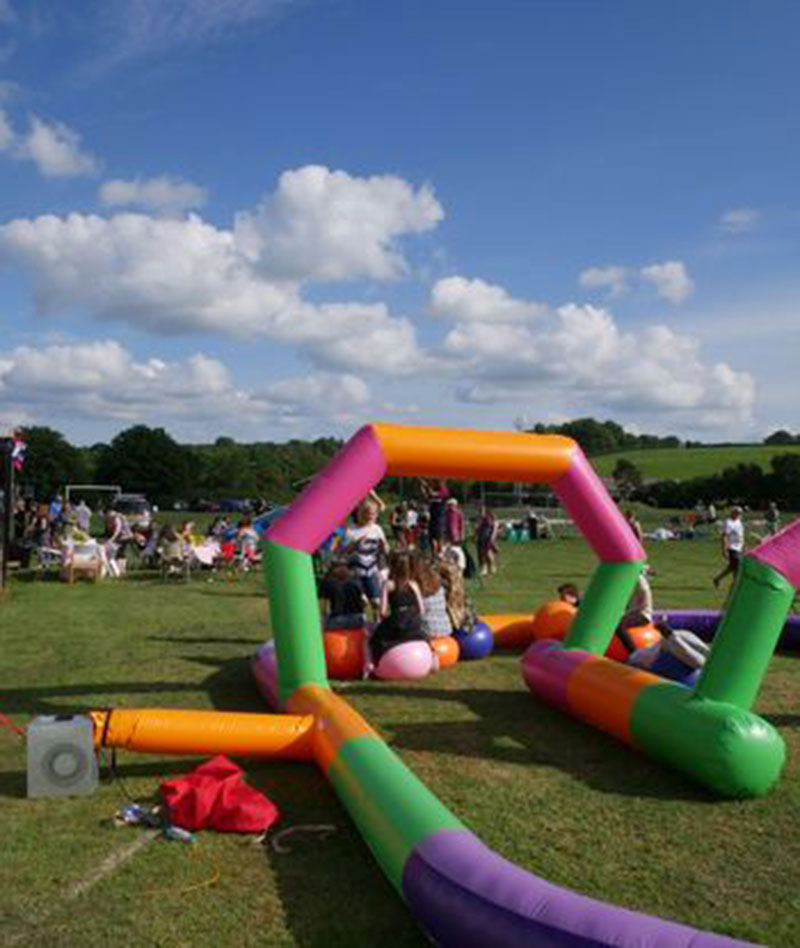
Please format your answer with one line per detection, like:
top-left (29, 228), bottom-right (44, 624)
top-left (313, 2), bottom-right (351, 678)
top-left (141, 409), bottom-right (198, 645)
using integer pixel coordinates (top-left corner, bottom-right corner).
top-left (564, 560), bottom-right (644, 654)
top-left (328, 736), bottom-right (464, 892)
top-left (695, 557), bottom-right (796, 710)
top-left (631, 682), bottom-right (785, 798)
top-left (263, 541), bottom-right (329, 704)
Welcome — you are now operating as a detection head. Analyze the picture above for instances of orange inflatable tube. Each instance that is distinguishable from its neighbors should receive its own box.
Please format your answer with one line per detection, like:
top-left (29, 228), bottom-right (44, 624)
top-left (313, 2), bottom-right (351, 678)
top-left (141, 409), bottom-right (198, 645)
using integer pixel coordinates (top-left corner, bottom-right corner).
top-left (483, 613), bottom-right (538, 649)
top-left (90, 708), bottom-right (315, 760)
top-left (565, 661), bottom-right (657, 745)
top-left (372, 423), bottom-right (575, 483)
top-left (287, 684), bottom-right (380, 773)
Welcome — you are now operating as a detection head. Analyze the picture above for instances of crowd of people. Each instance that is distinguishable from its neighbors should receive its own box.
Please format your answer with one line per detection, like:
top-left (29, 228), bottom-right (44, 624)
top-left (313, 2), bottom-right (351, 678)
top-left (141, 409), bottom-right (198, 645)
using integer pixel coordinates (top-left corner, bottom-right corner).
top-left (8, 495), bottom-right (263, 580)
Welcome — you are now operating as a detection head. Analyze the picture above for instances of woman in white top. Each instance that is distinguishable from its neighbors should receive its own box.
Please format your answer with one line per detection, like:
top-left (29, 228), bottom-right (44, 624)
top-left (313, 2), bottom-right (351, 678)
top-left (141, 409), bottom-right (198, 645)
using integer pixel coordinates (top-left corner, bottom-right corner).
top-left (713, 506), bottom-right (745, 590)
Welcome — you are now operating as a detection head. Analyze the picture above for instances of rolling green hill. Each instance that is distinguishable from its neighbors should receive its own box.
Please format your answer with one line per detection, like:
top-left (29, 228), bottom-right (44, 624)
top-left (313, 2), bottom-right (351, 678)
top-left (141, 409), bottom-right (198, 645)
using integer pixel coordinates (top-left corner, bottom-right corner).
top-left (592, 444), bottom-right (800, 481)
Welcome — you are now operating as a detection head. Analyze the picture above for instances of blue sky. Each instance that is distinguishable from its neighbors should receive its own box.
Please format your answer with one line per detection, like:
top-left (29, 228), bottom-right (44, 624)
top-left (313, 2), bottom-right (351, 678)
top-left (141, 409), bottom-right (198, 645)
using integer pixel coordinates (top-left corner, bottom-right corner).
top-left (0, 0), bottom-right (798, 445)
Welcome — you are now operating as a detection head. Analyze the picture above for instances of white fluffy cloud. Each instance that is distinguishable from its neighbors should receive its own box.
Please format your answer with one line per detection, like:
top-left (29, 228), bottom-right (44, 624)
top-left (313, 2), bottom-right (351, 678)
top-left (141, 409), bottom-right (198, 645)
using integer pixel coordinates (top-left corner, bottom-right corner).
top-left (434, 278), bottom-right (753, 426)
top-left (578, 265), bottom-right (629, 298)
top-left (17, 114), bottom-right (99, 177)
top-left (0, 161), bottom-right (756, 437)
top-left (430, 276), bottom-right (547, 322)
top-left (99, 175), bottom-right (208, 212)
top-left (0, 111), bottom-right (99, 177)
top-left (263, 371), bottom-right (370, 422)
top-left (234, 165), bottom-right (443, 282)
top-left (0, 339), bottom-right (372, 432)
top-left (718, 207), bottom-right (759, 235)
top-left (580, 260), bottom-right (694, 304)
top-left (640, 260), bottom-right (694, 304)
top-left (0, 165), bottom-right (435, 373)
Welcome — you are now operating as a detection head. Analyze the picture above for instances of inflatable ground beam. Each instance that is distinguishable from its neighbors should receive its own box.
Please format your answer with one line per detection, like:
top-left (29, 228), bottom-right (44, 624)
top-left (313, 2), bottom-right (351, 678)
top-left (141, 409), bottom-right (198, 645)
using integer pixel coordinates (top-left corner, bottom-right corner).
top-left (523, 520), bottom-right (800, 798)
top-left (260, 422), bottom-right (751, 946)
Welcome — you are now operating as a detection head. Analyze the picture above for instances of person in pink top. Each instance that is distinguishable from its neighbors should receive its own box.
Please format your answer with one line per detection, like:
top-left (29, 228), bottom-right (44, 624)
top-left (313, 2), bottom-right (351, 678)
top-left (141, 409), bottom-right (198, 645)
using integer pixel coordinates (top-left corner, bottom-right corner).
top-left (445, 498), bottom-right (464, 545)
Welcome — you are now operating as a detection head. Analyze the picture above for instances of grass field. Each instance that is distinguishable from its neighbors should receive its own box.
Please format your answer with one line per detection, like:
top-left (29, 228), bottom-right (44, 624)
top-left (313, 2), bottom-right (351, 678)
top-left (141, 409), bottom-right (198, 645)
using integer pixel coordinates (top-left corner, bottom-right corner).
top-left (592, 444), bottom-right (800, 481)
top-left (1, 537), bottom-right (799, 947)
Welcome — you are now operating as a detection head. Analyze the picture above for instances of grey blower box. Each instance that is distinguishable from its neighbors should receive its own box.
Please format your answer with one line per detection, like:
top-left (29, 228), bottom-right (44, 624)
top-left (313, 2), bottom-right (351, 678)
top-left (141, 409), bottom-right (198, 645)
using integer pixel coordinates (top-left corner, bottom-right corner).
top-left (27, 715), bottom-right (99, 798)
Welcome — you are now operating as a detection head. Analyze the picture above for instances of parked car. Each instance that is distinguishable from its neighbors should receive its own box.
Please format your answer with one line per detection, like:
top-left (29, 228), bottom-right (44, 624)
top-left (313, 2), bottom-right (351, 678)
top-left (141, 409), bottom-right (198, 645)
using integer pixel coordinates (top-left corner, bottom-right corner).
top-left (111, 494), bottom-right (152, 530)
top-left (219, 499), bottom-right (252, 513)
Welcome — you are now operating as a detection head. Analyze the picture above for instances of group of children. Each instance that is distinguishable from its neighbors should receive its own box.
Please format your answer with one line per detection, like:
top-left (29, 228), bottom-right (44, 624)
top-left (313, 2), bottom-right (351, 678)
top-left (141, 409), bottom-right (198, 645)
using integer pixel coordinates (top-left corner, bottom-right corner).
top-left (318, 494), bottom-right (473, 672)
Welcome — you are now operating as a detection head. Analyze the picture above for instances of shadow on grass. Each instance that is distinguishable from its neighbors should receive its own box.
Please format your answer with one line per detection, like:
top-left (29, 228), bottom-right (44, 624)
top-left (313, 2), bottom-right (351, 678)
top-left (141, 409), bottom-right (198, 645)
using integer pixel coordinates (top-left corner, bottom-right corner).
top-left (344, 682), bottom-right (713, 803)
top-left (1, 646), bottom-right (710, 945)
top-left (245, 760), bottom-right (422, 947)
top-left (147, 635), bottom-right (263, 646)
top-left (0, 680), bottom-right (203, 716)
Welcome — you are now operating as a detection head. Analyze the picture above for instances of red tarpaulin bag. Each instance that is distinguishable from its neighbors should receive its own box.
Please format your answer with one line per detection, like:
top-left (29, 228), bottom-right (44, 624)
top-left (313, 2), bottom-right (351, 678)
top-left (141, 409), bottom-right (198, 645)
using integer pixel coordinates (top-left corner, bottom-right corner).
top-left (160, 755), bottom-right (279, 833)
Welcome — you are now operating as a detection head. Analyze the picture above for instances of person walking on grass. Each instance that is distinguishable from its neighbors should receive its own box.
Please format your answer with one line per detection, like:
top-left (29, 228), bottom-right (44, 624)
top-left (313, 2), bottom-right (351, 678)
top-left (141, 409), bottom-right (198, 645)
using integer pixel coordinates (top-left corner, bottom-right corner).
top-left (713, 506), bottom-right (745, 590)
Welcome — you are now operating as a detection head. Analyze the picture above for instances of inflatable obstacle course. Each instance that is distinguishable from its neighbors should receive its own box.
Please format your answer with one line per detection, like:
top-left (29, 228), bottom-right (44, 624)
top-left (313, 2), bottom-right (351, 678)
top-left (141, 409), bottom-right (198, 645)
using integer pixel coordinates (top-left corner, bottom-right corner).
top-left (253, 423), bottom-right (752, 946)
top-left (72, 422), bottom-right (785, 945)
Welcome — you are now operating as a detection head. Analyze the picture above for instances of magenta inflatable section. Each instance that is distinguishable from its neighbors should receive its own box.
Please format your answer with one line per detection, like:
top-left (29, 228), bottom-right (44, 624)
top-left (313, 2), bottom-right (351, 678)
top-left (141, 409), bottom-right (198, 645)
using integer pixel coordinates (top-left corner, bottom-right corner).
top-left (553, 449), bottom-right (645, 563)
top-left (252, 640), bottom-right (281, 710)
top-left (750, 520), bottom-right (800, 589)
top-left (267, 425), bottom-right (387, 553)
top-left (521, 640), bottom-right (592, 711)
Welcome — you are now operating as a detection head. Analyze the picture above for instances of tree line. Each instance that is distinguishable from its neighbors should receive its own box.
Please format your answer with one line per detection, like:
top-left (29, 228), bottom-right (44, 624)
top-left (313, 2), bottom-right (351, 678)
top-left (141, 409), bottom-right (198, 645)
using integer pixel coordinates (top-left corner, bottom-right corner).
top-left (527, 417), bottom-right (682, 456)
top-left (15, 419), bottom-right (800, 512)
top-left (632, 456), bottom-right (800, 511)
top-left (17, 425), bottom-right (343, 508)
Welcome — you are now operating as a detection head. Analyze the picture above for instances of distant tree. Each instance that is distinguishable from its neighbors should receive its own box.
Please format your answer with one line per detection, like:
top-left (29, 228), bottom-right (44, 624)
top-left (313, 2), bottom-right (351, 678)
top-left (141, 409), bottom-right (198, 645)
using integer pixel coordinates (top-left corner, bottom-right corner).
top-left (20, 426), bottom-right (87, 499)
top-left (191, 438), bottom-right (257, 499)
top-left (613, 458), bottom-right (644, 499)
top-left (528, 417), bottom-right (682, 455)
top-left (95, 425), bottom-right (192, 508)
top-left (770, 454), bottom-right (800, 508)
top-left (764, 430), bottom-right (796, 446)
top-left (718, 463), bottom-right (766, 507)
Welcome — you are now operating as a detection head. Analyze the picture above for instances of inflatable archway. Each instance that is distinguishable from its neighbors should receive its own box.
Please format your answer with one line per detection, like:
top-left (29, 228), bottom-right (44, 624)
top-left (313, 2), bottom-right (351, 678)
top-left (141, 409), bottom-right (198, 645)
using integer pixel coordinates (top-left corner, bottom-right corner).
top-left (90, 423), bottom-right (780, 945)
top-left (254, 423), bottom-right (749, 946)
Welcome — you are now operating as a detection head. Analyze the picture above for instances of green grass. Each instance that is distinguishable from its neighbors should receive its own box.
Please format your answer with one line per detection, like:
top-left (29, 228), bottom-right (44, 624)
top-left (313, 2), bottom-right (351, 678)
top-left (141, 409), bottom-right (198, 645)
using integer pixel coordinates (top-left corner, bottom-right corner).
top-left (592, 444), bottom-right (800, 480)
top-left (1, 539), bottom-right (799, 946)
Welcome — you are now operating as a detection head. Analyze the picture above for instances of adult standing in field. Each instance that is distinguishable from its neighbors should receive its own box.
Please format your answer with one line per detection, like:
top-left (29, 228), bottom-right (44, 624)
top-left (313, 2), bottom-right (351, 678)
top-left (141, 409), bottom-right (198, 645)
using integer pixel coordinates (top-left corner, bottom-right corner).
top-left (421, 478), bottom-right (450, 553)
top-left (445, 497), bottom-right (464, 545)
top-left (765, 501), bottom-right (780, 536)
top-left (404, 502), bottom-right (419, 548)
top-left (390, 503), bottom-right (407, 548)
top-left (476, 505), bottom-right (499, 576)
top-left (713, 506), bottom-right (745, 590)
top-left (75, 499), bottom-right (92, 534)
top-left (624, 509), bottom-right (644, 544)
top-left (104, 508), bottom-right (133, 576)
